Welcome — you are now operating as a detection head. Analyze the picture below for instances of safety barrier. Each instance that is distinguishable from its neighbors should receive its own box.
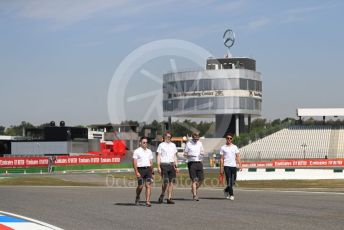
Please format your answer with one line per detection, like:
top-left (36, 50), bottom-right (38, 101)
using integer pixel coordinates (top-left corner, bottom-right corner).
top-left (242, 159), bottom-right (344, 168)
top-left (0, 156), bottom-right (120, 168)
top-left (237, 168), bottom-right (344, 180)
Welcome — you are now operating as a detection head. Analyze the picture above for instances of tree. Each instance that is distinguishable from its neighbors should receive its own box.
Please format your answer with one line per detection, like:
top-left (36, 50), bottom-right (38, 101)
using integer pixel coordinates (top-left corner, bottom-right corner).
top-left (281, 117), bottom-right (296, 125)
top-left (197, 121), bottom-right (214, 137)
top-left (38, 122), bottom-right (53, 128)
top-left (149, 120), bottom-right (163, 135)
top-left (0, 126), bottom-right (5, 135)
top-left (171, 121), bottom-right (193, 137)
top-left (4, 121), bottom-right (34, 136)
top-left (271, 119), bottom-right (281, 126)
top-left (251, 118), bottom-right (267, 129)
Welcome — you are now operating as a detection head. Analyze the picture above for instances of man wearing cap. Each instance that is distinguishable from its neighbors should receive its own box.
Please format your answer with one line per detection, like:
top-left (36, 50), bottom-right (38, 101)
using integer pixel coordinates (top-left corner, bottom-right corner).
top-left (219, 133), bottom-right (242, 201)
top-left (184, 132), bottom-right (204, 201)
top-left (157, 131), bottom-right (179, 204)
top-left (133, 136), bottom-right (154, 207)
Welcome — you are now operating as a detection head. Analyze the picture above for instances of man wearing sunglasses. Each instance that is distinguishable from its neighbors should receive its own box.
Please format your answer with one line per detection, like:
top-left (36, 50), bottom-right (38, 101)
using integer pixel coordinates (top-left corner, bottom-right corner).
top-left (219, 133), bottom-right (242, 200)
top-left (157, 131), bottom-right (179, 204)
top-left (133, 136), bottom-right (154, 207)
top-left (184, 132), bottom-right (204, 201)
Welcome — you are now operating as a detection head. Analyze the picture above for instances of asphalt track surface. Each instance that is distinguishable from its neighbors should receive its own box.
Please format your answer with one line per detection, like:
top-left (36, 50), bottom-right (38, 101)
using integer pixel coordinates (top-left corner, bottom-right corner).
top-left (0, 186), bottom-right (343, 230)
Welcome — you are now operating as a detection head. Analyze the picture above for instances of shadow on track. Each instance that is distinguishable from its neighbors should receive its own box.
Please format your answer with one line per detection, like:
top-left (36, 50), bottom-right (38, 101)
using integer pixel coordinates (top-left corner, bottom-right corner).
top-left (198, 197), bottom-right (226, 200)
top-left (114, 201), bottom-right (160, 206)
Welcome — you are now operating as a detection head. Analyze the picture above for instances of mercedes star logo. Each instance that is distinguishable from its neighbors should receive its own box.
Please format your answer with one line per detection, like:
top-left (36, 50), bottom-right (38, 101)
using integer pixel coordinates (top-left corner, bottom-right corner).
top-left (223, 29), bottom-right (235, 49)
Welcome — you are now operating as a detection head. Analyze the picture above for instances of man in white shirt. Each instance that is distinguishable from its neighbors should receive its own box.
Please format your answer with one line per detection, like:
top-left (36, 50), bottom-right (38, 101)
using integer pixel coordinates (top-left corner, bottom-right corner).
top-left (157, 131), bottom-right (179, 204)
top-left (133, 136), bottom-right (154, 207)
top-left (184, 132), bottom-right (204, 201)
top-left (219, 133), bottom-right (242, 200)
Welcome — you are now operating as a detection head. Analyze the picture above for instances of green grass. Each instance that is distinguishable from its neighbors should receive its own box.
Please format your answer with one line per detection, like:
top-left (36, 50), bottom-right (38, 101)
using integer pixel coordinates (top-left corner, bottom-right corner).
top-left (0, 163), bottom-right (188, 174)
top-left (0, 177), bottom-right (98, 186)
top-left (0, 167), bottom-right (48, 174)
top-left (107, 172), bottom-right (344, 189)
top-left (0, 164), bottom-right (134, 174)
top-left (236, 179), bottom-right (344, 189)
top-left (1, 171), bottom-right (344, 189)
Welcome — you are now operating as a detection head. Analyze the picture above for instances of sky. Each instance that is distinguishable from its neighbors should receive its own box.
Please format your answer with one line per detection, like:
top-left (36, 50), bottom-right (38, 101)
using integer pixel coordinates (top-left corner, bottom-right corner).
top-left (1, 0), bottom-right (344, 127)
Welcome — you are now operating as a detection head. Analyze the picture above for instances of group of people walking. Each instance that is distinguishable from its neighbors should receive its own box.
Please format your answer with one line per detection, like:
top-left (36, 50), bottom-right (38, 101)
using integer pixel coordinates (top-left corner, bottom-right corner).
top-left (132, 132), bottom-right (242, 207)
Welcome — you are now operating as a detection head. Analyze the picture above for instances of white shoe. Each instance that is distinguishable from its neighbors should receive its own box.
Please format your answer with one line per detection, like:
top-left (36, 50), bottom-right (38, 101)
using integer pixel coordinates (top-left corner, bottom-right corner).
top-left (229, 196), bottom-right (235, 201)
top-left (224, 190), bottom-right (229, 198)
top-left (226, 195), bottom-right (230, 199)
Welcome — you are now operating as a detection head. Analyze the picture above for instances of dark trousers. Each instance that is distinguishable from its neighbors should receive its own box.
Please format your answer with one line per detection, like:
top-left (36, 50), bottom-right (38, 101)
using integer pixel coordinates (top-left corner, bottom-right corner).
top-left (224, 166), bottom-right (236, 196)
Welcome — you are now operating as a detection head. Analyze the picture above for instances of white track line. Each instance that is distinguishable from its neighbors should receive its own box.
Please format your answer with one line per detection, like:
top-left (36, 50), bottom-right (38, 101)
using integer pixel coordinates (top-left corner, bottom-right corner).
top-left (0, 211), bottom-right (63, 230)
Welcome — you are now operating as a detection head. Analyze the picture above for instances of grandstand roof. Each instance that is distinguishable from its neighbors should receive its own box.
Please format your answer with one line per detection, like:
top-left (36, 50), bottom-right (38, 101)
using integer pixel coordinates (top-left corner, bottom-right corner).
top-left (297, 108), bottom-right (344, 117)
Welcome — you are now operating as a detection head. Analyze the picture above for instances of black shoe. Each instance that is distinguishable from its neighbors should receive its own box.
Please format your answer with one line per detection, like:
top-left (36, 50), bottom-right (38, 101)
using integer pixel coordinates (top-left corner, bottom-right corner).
top-left (158, 195), bottom-right (164, 204)
top-left (167, 199), bottom-right (175, 204)
top-left (135, 196), bottom-right (140, 205)
top-left (146, 203), bottom-right (152, 207)
top-left (193, 195), bottom-right (199, 201)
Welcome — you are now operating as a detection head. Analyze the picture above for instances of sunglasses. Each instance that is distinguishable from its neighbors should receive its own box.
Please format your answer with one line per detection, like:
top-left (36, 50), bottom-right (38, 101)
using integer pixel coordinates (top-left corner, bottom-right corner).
top-left (142, 142), bottom-right (148, 144)
top-left (226, 137), bottom-right (232, 140)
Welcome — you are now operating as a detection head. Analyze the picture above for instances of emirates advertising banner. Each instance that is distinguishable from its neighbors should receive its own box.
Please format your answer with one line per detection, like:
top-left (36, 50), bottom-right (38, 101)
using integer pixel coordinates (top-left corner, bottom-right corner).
top-left (0, 156), bottom-right (120, 168)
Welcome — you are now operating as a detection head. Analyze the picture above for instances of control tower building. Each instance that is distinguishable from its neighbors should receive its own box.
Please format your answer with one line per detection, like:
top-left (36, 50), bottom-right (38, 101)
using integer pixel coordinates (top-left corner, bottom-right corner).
top-left (162, 34), bottom-right (262, 137)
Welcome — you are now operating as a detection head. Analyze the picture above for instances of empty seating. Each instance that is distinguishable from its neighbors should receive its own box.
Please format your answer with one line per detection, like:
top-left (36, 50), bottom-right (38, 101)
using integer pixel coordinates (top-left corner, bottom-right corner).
top-left (337, 126), bottom-right (344, 158)
top-left (239, 125), bottom-right (335, 161)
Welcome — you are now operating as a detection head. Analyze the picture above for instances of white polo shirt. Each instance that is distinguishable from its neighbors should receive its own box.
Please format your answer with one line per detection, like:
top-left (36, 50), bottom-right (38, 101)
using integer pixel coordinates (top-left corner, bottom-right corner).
top-left (184, 140), bottom-right (204, 162)
top-left (157, 141), bottom-right (177, 163)
top-left (220, 144), bottom-right (239, 167)
top-left (133, 147), bottom-right (153, 167)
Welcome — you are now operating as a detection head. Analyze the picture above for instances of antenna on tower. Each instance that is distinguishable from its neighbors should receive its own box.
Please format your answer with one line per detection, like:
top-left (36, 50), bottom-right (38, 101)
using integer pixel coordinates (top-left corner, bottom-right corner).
top-left (223, 29), bottom-right (235, 58)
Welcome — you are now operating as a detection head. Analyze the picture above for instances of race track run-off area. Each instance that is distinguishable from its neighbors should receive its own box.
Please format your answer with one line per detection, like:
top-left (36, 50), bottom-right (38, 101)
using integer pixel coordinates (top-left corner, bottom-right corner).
top-left (0, 186), bottom-right (343, 230)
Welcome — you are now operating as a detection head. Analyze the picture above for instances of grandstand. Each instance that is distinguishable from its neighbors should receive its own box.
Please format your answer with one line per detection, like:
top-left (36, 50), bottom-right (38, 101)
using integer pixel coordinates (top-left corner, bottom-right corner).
top-left (337, 126), bottom-right (344, 155)
top-left (239, 125), bottom-right (344, 161)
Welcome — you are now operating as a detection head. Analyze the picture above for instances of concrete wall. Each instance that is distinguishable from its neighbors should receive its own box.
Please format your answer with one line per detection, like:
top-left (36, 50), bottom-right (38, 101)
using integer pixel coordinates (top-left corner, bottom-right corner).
top-left (11, 141), bottom-right (89, 155)
top-left (68, 141), bottom-right (88, 153)
top-left (11, 142), bottom-right (68, 155)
